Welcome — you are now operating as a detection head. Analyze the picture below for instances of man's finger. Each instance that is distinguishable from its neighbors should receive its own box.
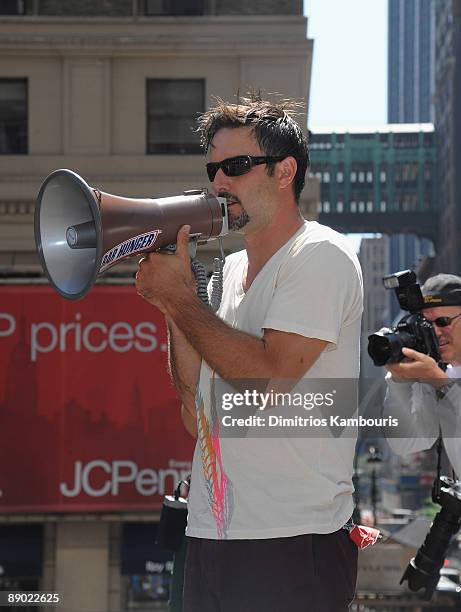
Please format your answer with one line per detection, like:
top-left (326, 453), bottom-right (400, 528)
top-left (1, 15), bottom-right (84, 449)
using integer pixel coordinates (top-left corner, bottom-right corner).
top-left (401, 347), bottom-right (424, 361)
top-left (386, 363), bottom-right (409, 381)
top-left (175, 225), bottom-right (191, 260)
top-left (388, 363), bottom-right (405, 374)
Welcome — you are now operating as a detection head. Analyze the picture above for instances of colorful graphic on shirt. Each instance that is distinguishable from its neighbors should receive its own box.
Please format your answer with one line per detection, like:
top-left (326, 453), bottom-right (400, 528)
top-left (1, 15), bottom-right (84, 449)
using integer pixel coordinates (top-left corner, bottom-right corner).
top-left (196, 374), bottom-right (233, 538)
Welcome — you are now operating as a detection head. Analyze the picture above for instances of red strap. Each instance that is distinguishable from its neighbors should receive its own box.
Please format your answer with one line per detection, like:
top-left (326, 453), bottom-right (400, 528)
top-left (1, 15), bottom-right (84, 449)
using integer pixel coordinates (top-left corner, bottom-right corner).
top-left (348, 525), bottom-right (381, 549)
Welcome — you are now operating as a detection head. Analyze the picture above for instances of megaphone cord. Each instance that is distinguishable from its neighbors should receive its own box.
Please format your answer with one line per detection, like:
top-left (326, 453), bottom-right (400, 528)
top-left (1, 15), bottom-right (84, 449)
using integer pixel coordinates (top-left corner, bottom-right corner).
top-left (191, 260), bottom-right (209, 306)
top-left (190, 246), bottom-right (225, 312)
top-left (209, 236), bottom-right (225, 312)
top-left (210, 257), bottom-right (224, 312)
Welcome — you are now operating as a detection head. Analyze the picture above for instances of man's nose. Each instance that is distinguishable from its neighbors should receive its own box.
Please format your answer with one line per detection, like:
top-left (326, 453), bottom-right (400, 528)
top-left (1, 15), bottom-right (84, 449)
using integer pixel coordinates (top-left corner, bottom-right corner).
top-left (212, 168), bottom-right (233, 194)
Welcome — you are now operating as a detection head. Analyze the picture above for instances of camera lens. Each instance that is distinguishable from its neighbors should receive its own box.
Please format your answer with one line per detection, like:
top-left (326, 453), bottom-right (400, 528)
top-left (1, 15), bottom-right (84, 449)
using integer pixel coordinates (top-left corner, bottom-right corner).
top-left (368, 328), bottom-right (417, 366)
top-left (367, 333), bottom-right (393, 366)
top-left (368, 329), bottom-right (405, 366)
top-left (401, 478), bottom-right (461, 600)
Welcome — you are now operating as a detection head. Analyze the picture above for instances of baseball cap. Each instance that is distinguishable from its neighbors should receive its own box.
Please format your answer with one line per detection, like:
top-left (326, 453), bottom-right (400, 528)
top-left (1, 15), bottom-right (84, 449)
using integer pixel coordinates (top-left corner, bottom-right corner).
top-left (422, 273), bottom-right (461, 307)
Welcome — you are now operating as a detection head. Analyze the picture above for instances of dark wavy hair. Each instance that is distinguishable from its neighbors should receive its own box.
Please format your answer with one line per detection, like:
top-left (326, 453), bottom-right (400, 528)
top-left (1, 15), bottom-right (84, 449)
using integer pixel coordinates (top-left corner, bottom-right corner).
top-left (197, 93), bottom-right (310, 203)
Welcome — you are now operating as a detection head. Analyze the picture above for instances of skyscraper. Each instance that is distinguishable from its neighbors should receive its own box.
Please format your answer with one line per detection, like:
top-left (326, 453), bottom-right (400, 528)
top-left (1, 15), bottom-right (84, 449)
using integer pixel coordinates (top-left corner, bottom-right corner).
top-left (387, 0), bottom-right (435, 307)
top-left (388, 0), bottom-right (434, 123)
top-left (433, 0), bottom-right (461, 274)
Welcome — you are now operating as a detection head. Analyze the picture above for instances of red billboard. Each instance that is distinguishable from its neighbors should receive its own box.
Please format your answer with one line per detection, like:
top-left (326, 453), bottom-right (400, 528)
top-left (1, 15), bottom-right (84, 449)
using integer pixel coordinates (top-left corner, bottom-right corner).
top-left (0, 285), bottom-right (195, 513)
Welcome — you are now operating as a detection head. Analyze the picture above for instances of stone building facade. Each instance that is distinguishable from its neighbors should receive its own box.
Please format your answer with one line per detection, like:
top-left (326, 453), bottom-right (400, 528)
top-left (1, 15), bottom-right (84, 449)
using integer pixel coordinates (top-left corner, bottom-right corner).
top-left (0, 3), bottom-right (314, 611)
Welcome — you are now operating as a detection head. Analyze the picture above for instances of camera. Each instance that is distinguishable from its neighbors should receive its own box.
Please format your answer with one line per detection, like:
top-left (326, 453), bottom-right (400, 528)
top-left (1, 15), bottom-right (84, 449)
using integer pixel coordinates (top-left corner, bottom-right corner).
top-left (400, 476), bottom-right (461, 600)
top-left (367, 270), bottom-right (442, 367)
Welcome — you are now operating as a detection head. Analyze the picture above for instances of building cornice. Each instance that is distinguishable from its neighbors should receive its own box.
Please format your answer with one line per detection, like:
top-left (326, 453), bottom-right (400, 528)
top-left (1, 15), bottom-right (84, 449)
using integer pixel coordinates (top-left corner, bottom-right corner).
top-left (310, 123), bottom-right (434, 135)
top-left (0, 17), bottom-right (311, 55)
top-left (0, 37), bottom-right (311, 56)
top-left (0, 15), bottom-right (306, 26)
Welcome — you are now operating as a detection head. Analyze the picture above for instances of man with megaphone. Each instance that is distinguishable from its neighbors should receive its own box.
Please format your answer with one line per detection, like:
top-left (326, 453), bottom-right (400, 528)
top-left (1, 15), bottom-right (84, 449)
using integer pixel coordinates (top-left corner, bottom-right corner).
top-left (136, 94), bottom-right (363, 612)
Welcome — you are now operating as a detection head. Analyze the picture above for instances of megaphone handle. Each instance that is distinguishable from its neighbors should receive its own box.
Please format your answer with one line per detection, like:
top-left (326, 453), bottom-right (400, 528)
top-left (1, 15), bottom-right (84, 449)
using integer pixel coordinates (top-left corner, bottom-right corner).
top-left (159, 234), bottom-right (225, 310)
top-left (187, 235), bottom-right (199, 260)
top-left (159, 234), bottom-right (200, 259)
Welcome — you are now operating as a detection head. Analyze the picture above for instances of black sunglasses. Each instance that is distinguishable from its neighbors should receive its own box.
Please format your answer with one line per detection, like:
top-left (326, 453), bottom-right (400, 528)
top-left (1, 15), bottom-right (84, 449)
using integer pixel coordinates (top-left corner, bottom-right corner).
top-left (427, 313), bottom-right (461, 328)
top-left (206, 155), bottom-right (286, 182)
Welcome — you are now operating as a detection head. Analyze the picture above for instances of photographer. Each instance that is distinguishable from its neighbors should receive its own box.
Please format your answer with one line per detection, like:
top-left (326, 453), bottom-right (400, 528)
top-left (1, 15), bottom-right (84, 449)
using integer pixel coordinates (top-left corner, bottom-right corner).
top-left (382, 274), bottom-right (461, 475)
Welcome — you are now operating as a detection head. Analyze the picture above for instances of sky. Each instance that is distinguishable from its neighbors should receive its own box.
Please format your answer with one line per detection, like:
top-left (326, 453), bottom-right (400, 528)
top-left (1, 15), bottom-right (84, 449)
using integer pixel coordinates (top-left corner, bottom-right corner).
top-left (304, 0), bottom-right (388, 129)
top-left (303, 0), bottom-right (388, 251)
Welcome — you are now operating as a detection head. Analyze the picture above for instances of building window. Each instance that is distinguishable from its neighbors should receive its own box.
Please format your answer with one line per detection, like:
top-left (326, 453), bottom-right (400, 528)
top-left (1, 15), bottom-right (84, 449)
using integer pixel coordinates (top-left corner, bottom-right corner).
top-left (0, 79), bottom-right (27, 154)
top-left (380, 200), bottom-right (386, 212)
top-left (402, 163), bottom-right (411, 182)
top-left (144, 0), bottom-right (205, 15)
top-left (367, 201), bottom-right (373, 212)
top-left (424, 162), bottom-right (432, 181)
top-left (0, 0), bottom-right (26, 14)
top-left (350, 201), bottom-right (357, 212)
top-left (336, 171), bottom-right (343, 183)
top-left (323, 172), bottom-right (330, 183)
top-left (336, 201), bottom-right (343, 213)
top-left (358, 201), bottom-right (365, 213)
top-left (350, 171), bottom-right (357, 183)
top-left (394, 133), bottom-right (419, 148)
top-left (423, 132), bottom-right (434, 147)
top-left (147, 79), bottom-right (204, 154)
top-left (323, 201), bottom-right (330, 213)
top-left (366, 171), bottom-right (373, 183)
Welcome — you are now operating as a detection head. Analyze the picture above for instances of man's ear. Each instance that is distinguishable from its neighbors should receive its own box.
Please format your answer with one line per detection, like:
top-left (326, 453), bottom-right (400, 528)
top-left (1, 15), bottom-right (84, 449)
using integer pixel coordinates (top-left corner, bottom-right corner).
top-left (277, 156), bottom-right (297, 191)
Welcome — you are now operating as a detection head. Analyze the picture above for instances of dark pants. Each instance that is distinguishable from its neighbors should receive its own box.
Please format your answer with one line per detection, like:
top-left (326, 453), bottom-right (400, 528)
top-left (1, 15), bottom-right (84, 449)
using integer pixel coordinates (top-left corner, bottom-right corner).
top-left (169, 537), bottom-right (188, 612)
top-left (183, 529), bottom-right (358, 612)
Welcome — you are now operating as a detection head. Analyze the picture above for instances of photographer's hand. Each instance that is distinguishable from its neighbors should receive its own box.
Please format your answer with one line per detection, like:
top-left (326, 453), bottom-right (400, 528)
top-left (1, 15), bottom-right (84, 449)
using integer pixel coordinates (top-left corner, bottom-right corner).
top-left (386, 348), bottom-right (449, 387)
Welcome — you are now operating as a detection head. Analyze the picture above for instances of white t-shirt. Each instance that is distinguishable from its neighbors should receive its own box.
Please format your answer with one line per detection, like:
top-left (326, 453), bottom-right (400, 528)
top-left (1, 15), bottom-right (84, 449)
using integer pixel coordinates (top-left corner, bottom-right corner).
top-left (186, 221), bottom-right (363, 539)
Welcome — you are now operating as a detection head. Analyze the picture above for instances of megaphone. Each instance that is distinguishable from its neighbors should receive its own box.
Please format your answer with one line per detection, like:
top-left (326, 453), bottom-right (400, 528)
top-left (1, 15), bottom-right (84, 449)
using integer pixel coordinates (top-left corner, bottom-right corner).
top-left (34, 169), bottom-right (228, 300)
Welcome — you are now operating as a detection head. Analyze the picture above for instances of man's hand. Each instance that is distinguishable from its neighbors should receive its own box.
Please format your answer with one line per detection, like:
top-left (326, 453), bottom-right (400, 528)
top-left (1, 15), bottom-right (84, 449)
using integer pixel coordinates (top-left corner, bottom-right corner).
top-left (135, 225), bottom-right (195, 312)
top-left (386, 347), bottom-right (448, 387)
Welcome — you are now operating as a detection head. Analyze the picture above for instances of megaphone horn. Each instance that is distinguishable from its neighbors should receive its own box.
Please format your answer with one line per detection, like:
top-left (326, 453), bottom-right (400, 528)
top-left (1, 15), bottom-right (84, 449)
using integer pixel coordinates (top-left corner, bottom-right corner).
top-left (34, 169), bottom-right (228, 300)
